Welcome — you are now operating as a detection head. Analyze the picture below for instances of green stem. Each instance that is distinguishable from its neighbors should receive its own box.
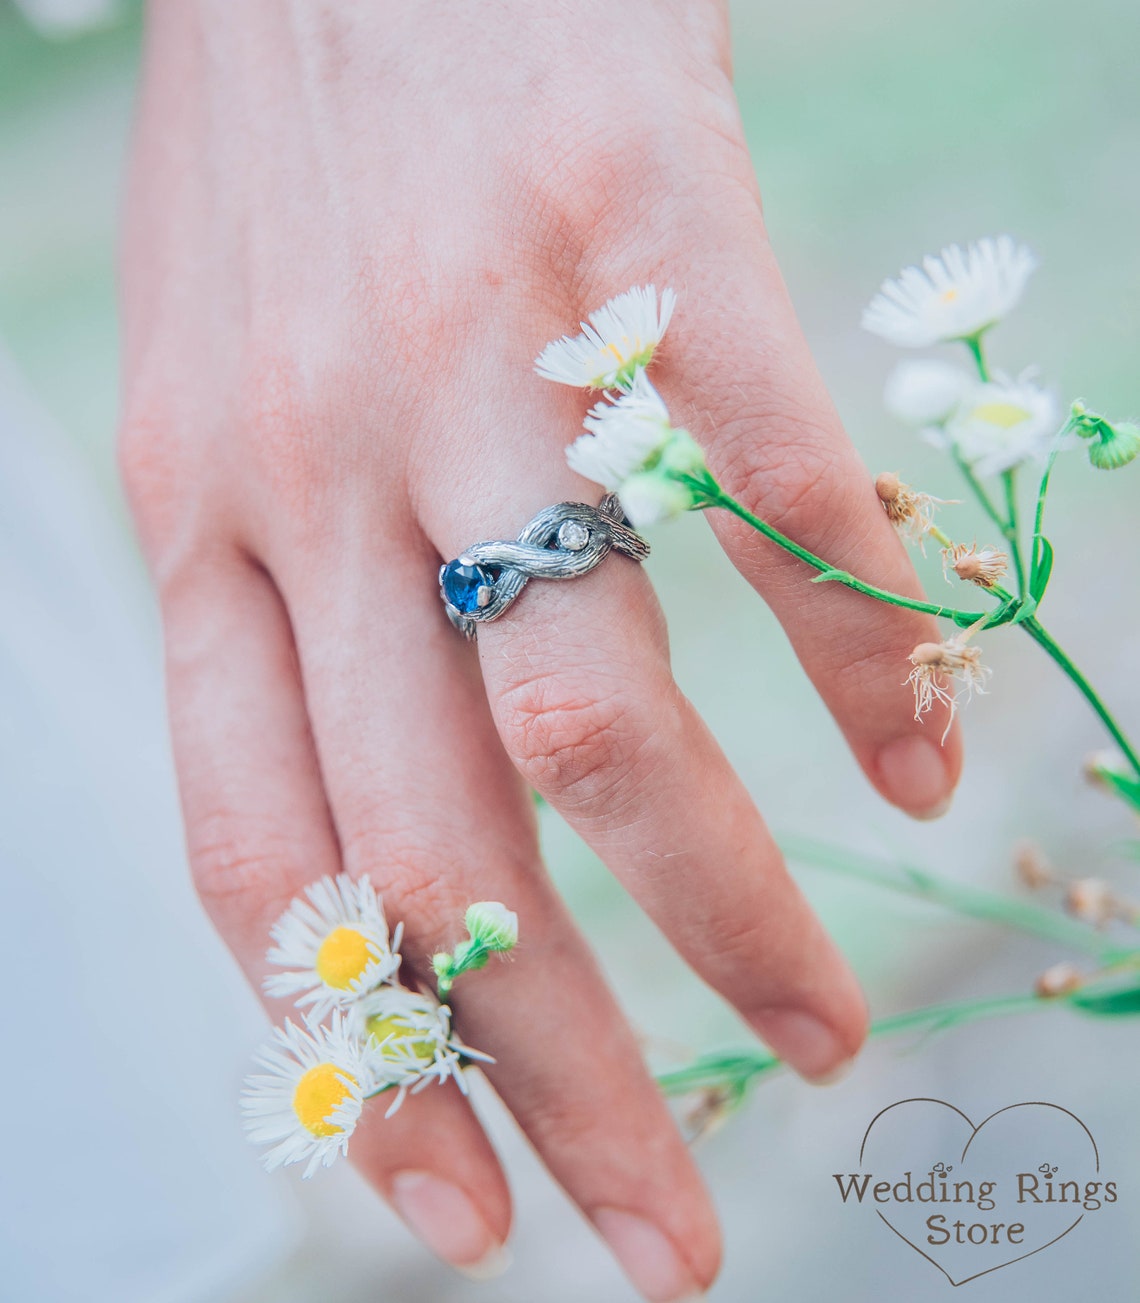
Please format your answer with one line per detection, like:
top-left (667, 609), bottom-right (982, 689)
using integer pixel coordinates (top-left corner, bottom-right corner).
top-left (952, 448), bottom-right (1008, 535)
top-left (657, 991), bottom-right (1049, 1099)
top-left (779, 834), bottom-right (1133, 962)
top-left (869, 992), bottom-right (1046, 1041)
top-left (1022, 617), bottom-right (1140, 778)
top-left (690, 476), bottom-right (991, 626)
top-left (1002, 468), bottom-right (1027, 596)
top-left (964, 332), bottom-right (992, 383)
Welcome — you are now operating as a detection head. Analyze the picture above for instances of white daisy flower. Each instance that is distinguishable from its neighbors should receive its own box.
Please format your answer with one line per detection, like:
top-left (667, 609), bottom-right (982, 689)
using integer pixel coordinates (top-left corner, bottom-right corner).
top-left (535, 284), bottom-right (676, 389)
top-left (350, 986), bottom-right (493, 1118)
top-left (613, 472), bottom-right (698, 528)
top-left (569, 371), bottom-right (673, 486)
top-left (566, 372), bottom-right (707, 527)
top-left (241, 1013), bottom-right (380, 1178)
top-left (862, 236), bottom-right (1037, 348)
top-left (945, 376), bottom-right (1061, 478)
top-left (264, 874), bottom-right (403, 1019)
top-left (883, 359), bottom-right (971, 428)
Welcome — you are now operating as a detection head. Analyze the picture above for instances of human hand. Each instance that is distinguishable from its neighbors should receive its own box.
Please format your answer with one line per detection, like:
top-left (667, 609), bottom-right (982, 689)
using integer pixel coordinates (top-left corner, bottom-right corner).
top-left (119, 2), bottom-right (960, 1297)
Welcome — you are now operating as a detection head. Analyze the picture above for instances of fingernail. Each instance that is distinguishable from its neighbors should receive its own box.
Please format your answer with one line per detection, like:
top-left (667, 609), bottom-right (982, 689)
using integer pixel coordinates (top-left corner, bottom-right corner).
top-left (811, 1056), bottom-right (856, 1087)
top-left (877, 735), bottom-right (954, 817)
top-left (391, 1170), bottom-right (507, 1277)
top-left (593, 1207), bottom-right (704, 1303)
top-left (750, 1008), bottom-right (852, 1083)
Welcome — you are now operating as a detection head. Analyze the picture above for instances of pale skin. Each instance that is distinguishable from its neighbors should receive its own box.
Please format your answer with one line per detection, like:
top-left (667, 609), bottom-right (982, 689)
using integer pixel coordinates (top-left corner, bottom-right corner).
top-left (120, 3), bottom-right (961, 1299)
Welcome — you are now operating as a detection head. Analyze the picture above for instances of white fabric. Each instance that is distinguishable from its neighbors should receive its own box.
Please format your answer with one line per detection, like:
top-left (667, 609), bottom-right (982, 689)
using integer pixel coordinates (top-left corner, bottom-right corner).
top-left (0, 352), bottom-right (297, 1303)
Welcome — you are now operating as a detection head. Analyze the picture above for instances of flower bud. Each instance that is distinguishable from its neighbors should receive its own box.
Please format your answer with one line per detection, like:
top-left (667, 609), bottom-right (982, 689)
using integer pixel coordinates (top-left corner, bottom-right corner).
top-left (1064, 878), bottom-right (1115, 926)
top-left (1013, 840), bottom-right (1054, 890)
top-left (1070, 401), bottom-right (1140, 470)
top-left (1034, 962), bottom-right (1084, 998)
top-left (465, 901), bottom-right (519, 952)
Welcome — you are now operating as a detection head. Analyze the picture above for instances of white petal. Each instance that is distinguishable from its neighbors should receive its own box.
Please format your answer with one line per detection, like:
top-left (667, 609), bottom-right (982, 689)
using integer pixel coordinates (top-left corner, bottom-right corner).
top-left (863, 236), bottom-right (1037, 347)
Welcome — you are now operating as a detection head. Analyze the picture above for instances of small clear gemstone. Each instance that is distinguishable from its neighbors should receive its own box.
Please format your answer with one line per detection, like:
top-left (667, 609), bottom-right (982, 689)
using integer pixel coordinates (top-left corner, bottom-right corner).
top-left (558, 520), bottom-right (590, 551)
top-left (441, 560), bottom-right (495, 614)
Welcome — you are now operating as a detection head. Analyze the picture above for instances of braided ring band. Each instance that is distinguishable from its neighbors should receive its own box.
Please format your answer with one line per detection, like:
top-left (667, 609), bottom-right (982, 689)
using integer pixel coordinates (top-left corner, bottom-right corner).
top-left (438, 493), bottom-right (650, 639)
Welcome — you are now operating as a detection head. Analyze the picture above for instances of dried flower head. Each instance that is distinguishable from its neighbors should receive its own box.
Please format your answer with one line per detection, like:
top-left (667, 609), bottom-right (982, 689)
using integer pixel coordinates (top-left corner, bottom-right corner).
top-left (1034, 963), bottom-right (1085, 999)
top-left (683, 1087), bottom-right (737, 1143)
top-left (942, 542), bottom-right (1008, 588)
top-left (1064, 877), bottom-right (1134, 928)
top-left (1013, 840), bottom-right (1055, 891)
top-left (875, 471), bottom-right (947, 547)
top-left (906, 628), bottom-right (990, 741)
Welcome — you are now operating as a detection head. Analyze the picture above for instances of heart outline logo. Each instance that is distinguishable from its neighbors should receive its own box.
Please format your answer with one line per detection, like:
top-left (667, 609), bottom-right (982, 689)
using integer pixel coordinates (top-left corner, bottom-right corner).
top-left (857, 1098), bottom-right (1100, 1287)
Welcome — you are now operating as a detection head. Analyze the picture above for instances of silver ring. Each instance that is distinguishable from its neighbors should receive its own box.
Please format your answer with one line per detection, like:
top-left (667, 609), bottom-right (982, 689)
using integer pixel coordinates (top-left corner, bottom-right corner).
top-left (439, 493), bottom-right (650, 639)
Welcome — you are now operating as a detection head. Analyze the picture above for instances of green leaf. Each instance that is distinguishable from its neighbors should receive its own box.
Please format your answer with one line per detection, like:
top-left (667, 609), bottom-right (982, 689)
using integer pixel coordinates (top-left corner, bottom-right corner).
top-left (1030, 535), bottom-right (1054, 603)
top-left (1094, 766), bottom-right (1140, 814)
top-left (1070, 978), bottom-right (1140, 1017)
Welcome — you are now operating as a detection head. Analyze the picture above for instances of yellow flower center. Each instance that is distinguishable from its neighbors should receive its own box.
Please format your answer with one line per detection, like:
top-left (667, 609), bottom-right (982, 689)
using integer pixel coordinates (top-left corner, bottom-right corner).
top-left (970, 401), bottom-right (1030, 429)
top-left (315, 926), bottom-right (374, 989)
top-left (292, 1063), bottom-right (356, 1137)
top-left (591, 338), bottom-right (652, 385)
top-left (366, 1013), bottom-right (437, 1064)
top-left (940, 288), bottom-right (959, 303)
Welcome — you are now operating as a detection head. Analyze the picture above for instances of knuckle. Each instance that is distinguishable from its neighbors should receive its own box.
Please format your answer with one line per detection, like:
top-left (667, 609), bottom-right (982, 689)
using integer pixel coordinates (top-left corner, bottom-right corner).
top-left (716, 404), bottom-right (854, 547)
top-left (118, 396), bottom-right (186, 541)
top-left (189, 816), bottom-right (305, 937)
top-left (343, 832), bottom-right (465, 939)
top-left (522, 1091), bottom-right (618, 1154)
top-left (495, 668), bottom-right (647, 810)
top-left (239, 351), bottom-right (324, 513)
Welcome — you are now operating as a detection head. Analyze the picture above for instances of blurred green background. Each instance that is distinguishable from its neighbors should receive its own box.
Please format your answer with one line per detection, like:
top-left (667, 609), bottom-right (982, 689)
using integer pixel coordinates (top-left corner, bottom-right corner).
top-left (2, 1), bottom-right (1137, 1299)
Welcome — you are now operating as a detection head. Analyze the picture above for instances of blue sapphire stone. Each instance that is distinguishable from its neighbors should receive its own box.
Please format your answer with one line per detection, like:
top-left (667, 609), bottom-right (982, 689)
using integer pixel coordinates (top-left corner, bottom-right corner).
top-left (441, 560), bottom-right (495, 614)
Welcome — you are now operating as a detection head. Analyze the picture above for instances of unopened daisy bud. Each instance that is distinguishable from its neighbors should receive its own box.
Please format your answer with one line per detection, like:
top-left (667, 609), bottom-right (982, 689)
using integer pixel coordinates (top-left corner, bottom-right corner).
top-left (1070, 401), bottom-right (1140, 470)
top-left (874, 471), bottom-right (946, 546)
top-left (1013, 840), bottom-right (1055, 890)
top-left (1064, 878), bottom-right (1116, 927)
top-left (1034, 962), bottom-right (1085, 998)
top-left (906, 627), bottom-right (990, 742)
top-left (465, 901), bottom-right (518, 953)
top-left (942, 542), bottom-right (1008, 588)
